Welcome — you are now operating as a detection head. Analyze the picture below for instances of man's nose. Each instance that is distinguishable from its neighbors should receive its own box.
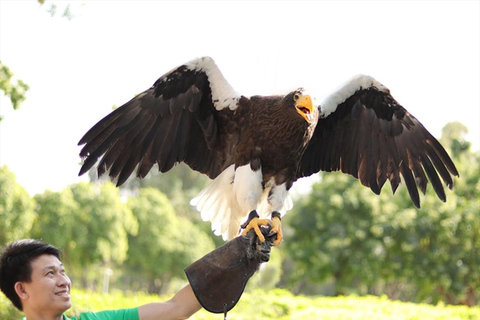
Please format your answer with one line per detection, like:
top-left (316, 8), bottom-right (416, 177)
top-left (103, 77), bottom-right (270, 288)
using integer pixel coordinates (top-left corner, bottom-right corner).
top-left (58, 274), bottom-right (71, 287)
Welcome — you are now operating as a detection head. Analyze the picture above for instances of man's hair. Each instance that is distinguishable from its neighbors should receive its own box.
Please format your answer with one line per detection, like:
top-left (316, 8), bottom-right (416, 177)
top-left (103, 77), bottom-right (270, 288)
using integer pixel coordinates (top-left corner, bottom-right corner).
top-left (0, 239), bottom-right (62, 311)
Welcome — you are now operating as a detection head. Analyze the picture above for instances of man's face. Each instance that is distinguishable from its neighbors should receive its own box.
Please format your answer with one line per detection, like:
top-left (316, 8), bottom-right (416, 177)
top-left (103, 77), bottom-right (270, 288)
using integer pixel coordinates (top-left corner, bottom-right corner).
top-left (19, 254), bottom-right (71, 316)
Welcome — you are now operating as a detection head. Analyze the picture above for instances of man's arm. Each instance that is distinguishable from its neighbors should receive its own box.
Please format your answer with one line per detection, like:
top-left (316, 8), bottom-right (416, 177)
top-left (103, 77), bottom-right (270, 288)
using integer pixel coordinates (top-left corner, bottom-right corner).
top-left (137, 284), bottom-right (201, 320)
top-left (136, 227), bottom-right (273, 319)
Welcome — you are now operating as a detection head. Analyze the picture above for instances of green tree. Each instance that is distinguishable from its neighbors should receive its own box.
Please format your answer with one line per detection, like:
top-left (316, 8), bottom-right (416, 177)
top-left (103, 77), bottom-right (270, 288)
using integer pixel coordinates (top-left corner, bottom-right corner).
top-left (378, 122), bottom-right (479, 306)
top-left (405, 123), bottom-right (479, 306)
top-left (126, 188), bottom-right (215, 294)
top-left (127, 163), bottom-right (225, 247)
top-left (283, 122), bottom-right (479, 306)
top-left (0, 1), bottom-right (77, 122)
top-left (68, 182), bottom-right (138, 265)
top-left (32, 188), bottom-right (80, 270)
top-left (137, 163), bottom-right (209, 220)
top-left (33, 182), bottom-right (138, 289)
top-left (37, 0), bottom-right (75, 20)
top-left (0, 166), bottom-right (35, 245)
top-left (284, 171), bottom-right (387, 296)
top-left (440, 122), bottom-right (471, 158)
top-left (0, 62), bottom-right (29, 121)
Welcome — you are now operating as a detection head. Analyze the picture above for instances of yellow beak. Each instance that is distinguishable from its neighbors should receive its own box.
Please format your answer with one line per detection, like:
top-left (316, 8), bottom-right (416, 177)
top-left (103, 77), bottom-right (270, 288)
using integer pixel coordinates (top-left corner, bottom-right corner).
top-left (295, 94), bottom-right (315, 123)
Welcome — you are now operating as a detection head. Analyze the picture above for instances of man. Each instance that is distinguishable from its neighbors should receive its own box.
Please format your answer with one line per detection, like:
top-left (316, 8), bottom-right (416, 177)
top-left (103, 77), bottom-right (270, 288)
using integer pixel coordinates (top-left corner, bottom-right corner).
top-left (1, 231), bottom-right (273, 320)
top-left (0, 239), bottom-right (201, 320)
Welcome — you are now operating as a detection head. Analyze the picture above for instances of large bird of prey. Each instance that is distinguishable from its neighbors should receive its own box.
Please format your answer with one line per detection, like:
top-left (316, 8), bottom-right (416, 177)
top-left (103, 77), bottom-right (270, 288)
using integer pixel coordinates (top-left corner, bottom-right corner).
top-left (78, 56), bottom-right (458, 246)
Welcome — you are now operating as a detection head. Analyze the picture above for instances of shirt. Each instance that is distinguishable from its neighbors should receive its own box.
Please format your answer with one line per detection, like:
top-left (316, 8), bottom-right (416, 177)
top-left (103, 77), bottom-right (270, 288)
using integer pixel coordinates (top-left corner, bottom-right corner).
top-left (20, 308), bottom-right (139, 320)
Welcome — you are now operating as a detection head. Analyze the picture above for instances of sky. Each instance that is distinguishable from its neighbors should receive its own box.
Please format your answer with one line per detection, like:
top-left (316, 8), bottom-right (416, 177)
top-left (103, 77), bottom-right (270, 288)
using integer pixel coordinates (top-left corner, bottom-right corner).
top-left (0, 0), bottom-right (479, 196)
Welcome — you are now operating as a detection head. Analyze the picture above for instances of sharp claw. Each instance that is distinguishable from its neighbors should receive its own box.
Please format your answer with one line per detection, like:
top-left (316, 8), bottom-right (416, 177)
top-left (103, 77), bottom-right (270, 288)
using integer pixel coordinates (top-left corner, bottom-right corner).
top-left (241, 217), bottom-right (269, 242)
top-left (271, 215), bottom-right (283, 246)
top-left (241, 212), bottom-right (283, 246)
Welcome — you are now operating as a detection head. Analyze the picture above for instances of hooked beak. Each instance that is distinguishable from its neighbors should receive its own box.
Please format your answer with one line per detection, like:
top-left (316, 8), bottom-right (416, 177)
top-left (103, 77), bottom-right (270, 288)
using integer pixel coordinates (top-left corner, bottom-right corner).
top-left (295, 94), bottom-right (315, 123)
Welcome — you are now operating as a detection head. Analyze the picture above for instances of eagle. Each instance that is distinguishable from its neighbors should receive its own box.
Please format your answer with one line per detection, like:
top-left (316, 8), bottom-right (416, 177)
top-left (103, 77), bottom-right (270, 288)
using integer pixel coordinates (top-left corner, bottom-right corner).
top-left (78, 56), bottom-right (458, 246)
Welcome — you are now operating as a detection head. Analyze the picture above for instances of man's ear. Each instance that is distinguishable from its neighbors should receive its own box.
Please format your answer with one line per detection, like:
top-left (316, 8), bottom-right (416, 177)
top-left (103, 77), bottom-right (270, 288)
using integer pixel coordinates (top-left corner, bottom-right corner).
top-left (14, 282), bottom-right (29, 300)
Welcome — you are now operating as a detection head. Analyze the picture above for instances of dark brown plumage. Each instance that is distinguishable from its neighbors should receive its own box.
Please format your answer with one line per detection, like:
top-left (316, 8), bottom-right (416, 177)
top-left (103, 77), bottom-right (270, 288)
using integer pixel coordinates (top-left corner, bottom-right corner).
top-left (298, 86), bottom-right (457, 206)
top-left (78, 56), bottom-right (458, 243)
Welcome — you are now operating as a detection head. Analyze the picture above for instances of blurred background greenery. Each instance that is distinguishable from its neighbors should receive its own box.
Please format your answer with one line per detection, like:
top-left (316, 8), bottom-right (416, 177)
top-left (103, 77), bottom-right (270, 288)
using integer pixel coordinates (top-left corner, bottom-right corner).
top-left (1, 121), bottom-right (478, 308)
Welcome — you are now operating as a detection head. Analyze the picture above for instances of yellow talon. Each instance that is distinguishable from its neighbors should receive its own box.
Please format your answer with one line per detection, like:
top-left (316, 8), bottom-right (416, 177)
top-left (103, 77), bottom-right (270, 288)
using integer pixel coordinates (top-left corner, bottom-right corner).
top-left (271, 215), bottom-right (283, 246)
top-left (241, 217), bottom-right (270, 242)
top-left (241, 215), bottom-right (283, 246)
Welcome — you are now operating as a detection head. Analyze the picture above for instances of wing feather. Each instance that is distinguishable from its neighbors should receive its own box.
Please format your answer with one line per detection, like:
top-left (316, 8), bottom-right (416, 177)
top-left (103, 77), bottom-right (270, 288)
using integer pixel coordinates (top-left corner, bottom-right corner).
top-left (427, 138), bottom-right (456, 188)
top-left (400, 161), bottom-right (420, 207)
top-left (298, 75), bottom-right (458, 207)
top-left (78, 57), bottom-right (240, 185)
top-left (420, 153), bottom-right (445, 201)
top-left (98, 112), bottom-right (156, 177)
top-left (375, 128), bottom-right (388, 190)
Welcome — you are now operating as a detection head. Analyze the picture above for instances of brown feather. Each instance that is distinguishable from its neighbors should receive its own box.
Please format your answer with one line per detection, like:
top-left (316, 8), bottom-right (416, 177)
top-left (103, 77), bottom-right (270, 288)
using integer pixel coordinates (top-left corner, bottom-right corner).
top-left (299, 86), bottom-right (457, 207)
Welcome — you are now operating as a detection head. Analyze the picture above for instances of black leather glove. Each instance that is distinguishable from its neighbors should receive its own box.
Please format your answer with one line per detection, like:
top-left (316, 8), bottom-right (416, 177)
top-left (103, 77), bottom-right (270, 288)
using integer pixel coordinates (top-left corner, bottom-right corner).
top-left (185, 225), bottom-right (275, 314)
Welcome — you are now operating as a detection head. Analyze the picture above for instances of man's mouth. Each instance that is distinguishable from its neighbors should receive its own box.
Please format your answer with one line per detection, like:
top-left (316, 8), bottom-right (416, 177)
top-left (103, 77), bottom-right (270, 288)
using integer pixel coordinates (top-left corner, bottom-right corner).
top-left (55, 290), bottom-right (70, 297)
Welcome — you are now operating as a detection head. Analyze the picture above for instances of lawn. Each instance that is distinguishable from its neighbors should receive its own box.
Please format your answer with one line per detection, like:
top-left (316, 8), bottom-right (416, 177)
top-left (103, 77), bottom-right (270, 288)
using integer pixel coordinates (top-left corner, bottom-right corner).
top-left (1, 288), bottom-right (479, 320)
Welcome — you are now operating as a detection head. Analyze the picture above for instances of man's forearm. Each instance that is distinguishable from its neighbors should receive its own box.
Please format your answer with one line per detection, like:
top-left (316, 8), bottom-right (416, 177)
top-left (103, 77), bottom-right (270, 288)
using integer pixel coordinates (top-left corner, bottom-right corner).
top-left (137, 285), bottom-right (201, 320)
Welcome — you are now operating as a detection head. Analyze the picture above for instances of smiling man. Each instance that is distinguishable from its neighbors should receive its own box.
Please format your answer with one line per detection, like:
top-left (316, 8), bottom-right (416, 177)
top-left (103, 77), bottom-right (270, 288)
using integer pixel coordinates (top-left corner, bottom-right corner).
top-left (0, 239), bottom-right (202, 320)
top-left (17, 253), bottom-right (72, 318)
top-left (1, 234), bottom-right (273, 320)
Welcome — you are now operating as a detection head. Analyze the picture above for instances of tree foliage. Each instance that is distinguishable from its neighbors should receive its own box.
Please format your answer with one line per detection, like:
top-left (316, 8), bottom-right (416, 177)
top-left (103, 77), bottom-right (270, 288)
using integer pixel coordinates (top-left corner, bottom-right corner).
top-left (37, 0), bottom-right (75, 20)
top-left (129, 163), bottom-right (225, 247)
top-left (31, 187), bottom-right (80, 267)
top-left (136, 163), bottom-right (209, 220)
top-left (69, 182), bottom-right (138, 265)
top-left (0, 1), bottom-right (76, 122)
top-left (125, 188), bottom-right (215, 294)
top-left (284, 122), bottom-right (480, 306)
top-left (32, 182), bottom-right (138, 288)
top-left (0, 166), bottom-right (35, 245)
top-left (0, 62), bottom-right (29, 121)
top-left (0, 123), bottom-right (478, 306)
top-left (284, 171), bottom-right (385, 295)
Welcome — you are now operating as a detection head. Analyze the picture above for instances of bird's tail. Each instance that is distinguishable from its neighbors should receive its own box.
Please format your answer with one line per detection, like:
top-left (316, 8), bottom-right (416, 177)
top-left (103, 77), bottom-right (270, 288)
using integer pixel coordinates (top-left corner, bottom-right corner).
top-left (190, 165), bottom-right (245, 241)
top-left (191, 165), bottom-right (294, 241)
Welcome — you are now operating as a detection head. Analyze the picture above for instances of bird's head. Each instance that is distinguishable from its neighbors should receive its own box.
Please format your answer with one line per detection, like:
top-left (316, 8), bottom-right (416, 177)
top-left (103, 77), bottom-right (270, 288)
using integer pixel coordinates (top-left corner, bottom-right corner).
top-left (289, 88), bottom-right (316, 123)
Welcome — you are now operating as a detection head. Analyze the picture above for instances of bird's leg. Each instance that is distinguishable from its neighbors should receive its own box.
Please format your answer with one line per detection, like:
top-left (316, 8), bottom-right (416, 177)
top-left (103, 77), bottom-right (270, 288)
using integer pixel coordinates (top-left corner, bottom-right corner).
top-left (241, 210), bottom-right (270, 242)
top-left (270, 211), bottom-right (283, 246)
top-left (240, 211), bottom-right (283, 245)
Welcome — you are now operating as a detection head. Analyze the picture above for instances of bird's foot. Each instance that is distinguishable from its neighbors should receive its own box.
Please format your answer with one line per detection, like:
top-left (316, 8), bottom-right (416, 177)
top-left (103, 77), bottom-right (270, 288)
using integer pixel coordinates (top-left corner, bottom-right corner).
top-left (270, 211), bottom-right (283, 246)
top-left (241, 210), bottom-right (270, 243)
top-left (241, 211), bottom-right (283, 246)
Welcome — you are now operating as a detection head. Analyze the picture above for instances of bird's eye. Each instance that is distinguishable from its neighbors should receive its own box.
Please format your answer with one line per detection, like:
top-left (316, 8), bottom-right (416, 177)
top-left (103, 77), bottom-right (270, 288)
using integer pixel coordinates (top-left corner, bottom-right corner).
top-left (293, 93), bottom-right (300, 101)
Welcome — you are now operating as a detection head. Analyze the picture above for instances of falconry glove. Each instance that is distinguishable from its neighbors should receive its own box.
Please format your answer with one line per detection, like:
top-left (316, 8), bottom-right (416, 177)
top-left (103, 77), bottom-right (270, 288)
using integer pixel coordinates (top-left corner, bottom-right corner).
top-left (185, 226), bottom-right (275, 315)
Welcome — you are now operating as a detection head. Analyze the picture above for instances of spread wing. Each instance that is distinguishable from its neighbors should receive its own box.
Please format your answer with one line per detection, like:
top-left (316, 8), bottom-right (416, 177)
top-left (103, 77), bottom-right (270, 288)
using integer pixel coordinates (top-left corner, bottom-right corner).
top-left (78, 57), bottom-right (241, 186)
top-left (298, 75), bottom-right (459, 208)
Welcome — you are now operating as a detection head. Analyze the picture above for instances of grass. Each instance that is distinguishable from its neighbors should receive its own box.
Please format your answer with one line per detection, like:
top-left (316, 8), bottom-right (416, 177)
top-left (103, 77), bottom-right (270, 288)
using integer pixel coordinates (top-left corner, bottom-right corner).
top-left (1, 288), bottom-right (479, 320)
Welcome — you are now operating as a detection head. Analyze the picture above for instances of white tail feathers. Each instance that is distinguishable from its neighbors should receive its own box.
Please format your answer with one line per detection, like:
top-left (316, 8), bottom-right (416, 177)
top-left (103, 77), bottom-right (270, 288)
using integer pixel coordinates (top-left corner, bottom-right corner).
top-left (190, 165), bottom-right (294, 241)
top-left (190, 166), bottom-right (244, 240)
